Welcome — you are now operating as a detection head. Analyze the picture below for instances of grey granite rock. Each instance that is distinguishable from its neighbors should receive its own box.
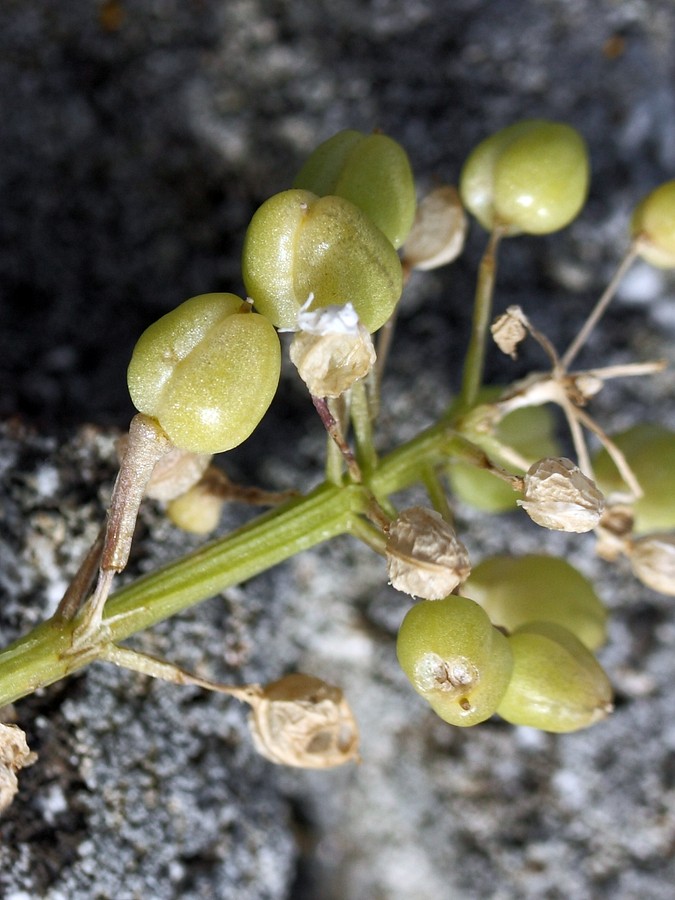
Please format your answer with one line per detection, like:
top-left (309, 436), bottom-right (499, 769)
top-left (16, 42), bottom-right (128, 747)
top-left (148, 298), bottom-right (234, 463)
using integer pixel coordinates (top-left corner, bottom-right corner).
top-left (1, 1), bottom-right (675, 898)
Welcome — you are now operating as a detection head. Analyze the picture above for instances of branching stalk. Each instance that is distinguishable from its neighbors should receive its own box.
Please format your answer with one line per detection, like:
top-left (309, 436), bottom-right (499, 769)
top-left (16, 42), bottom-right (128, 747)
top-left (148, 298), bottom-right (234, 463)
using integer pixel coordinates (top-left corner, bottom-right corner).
top-left (0, 419), bottom-right (467, 708)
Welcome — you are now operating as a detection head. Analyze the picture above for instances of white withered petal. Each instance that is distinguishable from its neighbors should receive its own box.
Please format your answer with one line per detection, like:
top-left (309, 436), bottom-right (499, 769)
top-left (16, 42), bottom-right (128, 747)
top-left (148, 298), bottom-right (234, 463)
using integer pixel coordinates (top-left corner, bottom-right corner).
top-left (629, 533), bottom-right (675, 596)
top-left (518, 457), bottom-right (605, 532)
top-left (289, 301), bottom-right (376, 398)
top-left (386, 506), bottom-right (471, 599)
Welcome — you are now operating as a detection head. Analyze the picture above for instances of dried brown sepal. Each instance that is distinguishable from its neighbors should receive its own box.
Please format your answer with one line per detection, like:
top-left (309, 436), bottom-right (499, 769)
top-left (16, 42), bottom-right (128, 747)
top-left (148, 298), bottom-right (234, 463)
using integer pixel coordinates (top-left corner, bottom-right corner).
top-left (247, 674), bottom-right (359, 769)
top-left (401, 185), bottom-right (468, 271)
top-left (518, 457), bottom-right (605, 533)
top-left (628, 533), bottom-right (675, 596)
top-left (386, 506), bottom-right (471, 599)
top-left (490, 305), bottom-right (529, 359)
top-left (289, 302), bottom-right (376, 398)
top-left (0, 723), bottom-right (37, 814)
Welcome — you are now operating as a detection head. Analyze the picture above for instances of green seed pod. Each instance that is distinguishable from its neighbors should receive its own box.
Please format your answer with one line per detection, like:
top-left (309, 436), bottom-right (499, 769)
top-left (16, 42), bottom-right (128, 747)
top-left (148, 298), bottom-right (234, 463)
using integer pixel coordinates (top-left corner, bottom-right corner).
top-left (593, 425), bottom-right (675, 534)
top-left (496, 622), bottom-right (613, 733)
top-left (631, 180), bottom-right (675, 268)
top-left (127, 293), bottom-right (281, 455)
top-left (166, 482), bottom-right (225, 535)
top-left (462, 554), bottom-right (607, 650)
top-left (459, 119), bottom-right (589, 235)
top-left (448, 388), bottom-right (561, 513)
top-left (293, 129), bottom-right (416, 248)
top-left (242, 189), bottom-right (403, 333)
top-left (396, 596), bottom-right (514, 727)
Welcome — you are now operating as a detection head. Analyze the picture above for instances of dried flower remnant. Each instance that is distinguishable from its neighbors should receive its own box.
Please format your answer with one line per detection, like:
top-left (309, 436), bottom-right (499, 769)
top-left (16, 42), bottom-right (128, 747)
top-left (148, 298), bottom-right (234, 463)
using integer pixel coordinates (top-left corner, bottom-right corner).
top-left (491, 305), bottom-right (529, 359)
top-left (141, 446), bottom-right (213, 502)
top-left (518, 457), bottom-right (605, 532)
top-left (628, 533), bottom-right (675, 596)
top-left (386, 506), bottom-right (471, 599)
top-left (289, 300), bottom-right (376, 398)
top-left (247, 674), bottom-right (360, 768)
top-left (413, 651), bottom-right (478, 696)
top-left (0, 723), bottom-right (37, 814)
top-left (402, 185), bottom-right (468, 271)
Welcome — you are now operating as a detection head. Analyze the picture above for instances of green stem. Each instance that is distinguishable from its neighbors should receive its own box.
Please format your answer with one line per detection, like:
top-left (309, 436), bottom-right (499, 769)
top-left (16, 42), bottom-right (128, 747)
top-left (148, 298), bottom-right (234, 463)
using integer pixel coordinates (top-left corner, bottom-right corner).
top-left (420, 464), bottom-right (454, 523)
top-left (455, 228), bottom-right (503, 415)
top-left (0, 419), bottom-right (466, 707)
top-left (0, 483), bottom-right (360, 706)
top-left (325, 432), bottom-right (345, 485)
top-left (350, 380), bottom-right (378, 476)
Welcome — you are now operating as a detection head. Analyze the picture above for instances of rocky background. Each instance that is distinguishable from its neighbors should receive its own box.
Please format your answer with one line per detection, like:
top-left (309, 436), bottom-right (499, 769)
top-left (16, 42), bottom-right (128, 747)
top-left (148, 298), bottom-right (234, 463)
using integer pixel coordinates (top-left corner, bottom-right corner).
top-left (1, 1), bottom-right (675, 897)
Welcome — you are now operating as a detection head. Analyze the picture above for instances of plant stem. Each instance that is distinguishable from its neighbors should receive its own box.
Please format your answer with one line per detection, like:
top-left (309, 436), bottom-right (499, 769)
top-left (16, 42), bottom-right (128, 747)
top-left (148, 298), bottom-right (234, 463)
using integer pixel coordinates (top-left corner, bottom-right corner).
top-left (350, 380), bottom-right (378, 476)
top-left (560, 245), bottom-right (638, 370)
top-left (0, 418), bottom-right (466, 708)
top-left (0, 483), bottom-right (358, 706)
top-left (455, 228), bottom-right (503, 414)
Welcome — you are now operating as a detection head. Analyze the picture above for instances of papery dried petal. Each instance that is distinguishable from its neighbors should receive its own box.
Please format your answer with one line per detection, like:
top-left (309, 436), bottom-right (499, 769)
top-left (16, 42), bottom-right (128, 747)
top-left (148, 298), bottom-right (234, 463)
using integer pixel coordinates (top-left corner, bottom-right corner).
top-left (491, 306), bottom-right (528, 359)
top-left (289, 302), bottom-right (376, 398)
top-left (247, 674), bottom-right (359, 769)
top-left (629, 533), bottom-right (675, 596)
top-left (0, 723), bottom-right (37, 814)
top-left (144, 447), bottom-right (213, 501)
top-left (518, 457), bottom-right (604, 532)
top-left (386, 506), bottom-right (471, 599)
top-left (402, 185), bottom-right (468, 271)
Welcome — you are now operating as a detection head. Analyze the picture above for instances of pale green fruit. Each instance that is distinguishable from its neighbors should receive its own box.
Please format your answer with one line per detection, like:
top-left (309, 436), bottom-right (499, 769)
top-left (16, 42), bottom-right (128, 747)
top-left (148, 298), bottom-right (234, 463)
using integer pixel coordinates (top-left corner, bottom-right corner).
top-left (294, 129), bottom-right (416, 248)
top-left (462, 554), bottom-right (607, 650)
top-left (449, 390), bottom-right (560, 513)
top-left (396, 596), bottom-right (514, 727)
top-left (166, 483), bottom-right (224, 535)
top-left (242, 189), bottom-right (403, 333)
top-left (593, 425), bottom-right (675, 534)
top-left (496, 622), bottom-right (613, 733)
top-left (460, 120), bottom-right (589, 235)
top-left (127, 293), bottom-right (281, 454)
top-left (631, 180), bottom-right (675, 268)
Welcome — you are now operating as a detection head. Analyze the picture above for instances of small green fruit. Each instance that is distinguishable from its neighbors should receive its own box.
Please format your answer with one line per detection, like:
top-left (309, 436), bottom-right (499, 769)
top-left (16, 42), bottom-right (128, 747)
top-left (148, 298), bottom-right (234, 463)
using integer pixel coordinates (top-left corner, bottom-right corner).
top-left (127, 293), bottom-right (281, 454)
top-left (294, 129), bottom-right (416, 248)
top-left (396, 596), bottom-right (514, 726)
top-left (496, 622), bottom-right (613, 733)
top-left (631, 180), bottom-right (675, 268)
top-left (242, 189), bottom-right (403, 332)
top-left (462, 554), bottom-right (607, 650)
top-left (460, 119), bottom-right (589, 235)
top-left (592, 425), bottom-right (675, 534)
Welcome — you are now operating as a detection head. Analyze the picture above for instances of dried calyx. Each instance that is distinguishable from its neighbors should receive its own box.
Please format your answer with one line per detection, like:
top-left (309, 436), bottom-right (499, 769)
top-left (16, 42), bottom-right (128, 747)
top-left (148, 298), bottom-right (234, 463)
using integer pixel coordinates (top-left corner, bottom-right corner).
top-left (246, 674), bottom-right (360, 768)
top-left (386, 506), bottom-right (471, 599)
top-left (289, 299), bottom-right (376, 398)
top-left (402, 185), bottom-right (468, 271)
top-left (518, 457), bottom-right (604, 533)
top-left (628, 533), bottom-right (675, 596)
top-left (0, 722), bottom-right (36, 813)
